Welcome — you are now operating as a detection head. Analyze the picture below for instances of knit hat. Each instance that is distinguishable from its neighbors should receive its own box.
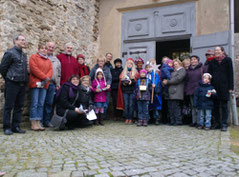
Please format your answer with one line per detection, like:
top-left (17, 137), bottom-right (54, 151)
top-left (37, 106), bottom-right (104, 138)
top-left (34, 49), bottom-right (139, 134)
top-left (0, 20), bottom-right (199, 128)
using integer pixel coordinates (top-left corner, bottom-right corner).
top-left (205, 49), bottom-right (214, 56)
top-left (203, 73), bottom-right (212, 80)
top-left (190, 55), bottom-right (200, 61)
top-left (114, 58), bottom-right (122, 64)
top-left (140, 69), bottom-right (147, 75)
top-left (127, 58), bottom-right (134, 63)
top-left (135, 58), bottom-right (144, 64)
top-left (165, 59), bottom-right (173, 65)
top-left (77, 54), bottom-right (85, 60)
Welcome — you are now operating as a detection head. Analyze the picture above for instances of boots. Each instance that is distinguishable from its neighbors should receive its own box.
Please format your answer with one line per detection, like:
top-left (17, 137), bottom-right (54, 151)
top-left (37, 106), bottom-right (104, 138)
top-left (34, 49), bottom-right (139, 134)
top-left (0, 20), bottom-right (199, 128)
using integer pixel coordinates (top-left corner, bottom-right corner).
top-left (137, 120), bottom-right (143, 126)
top-left (143, 120), bottom-right (148, 127)
top-left (37, 120), bottom-right (45, 131)
top-left (94, 114), bottom-right (99, 125)
top-left (31, 120), bottom-right (39, 131)
top-left (98, 113), bottom-right (104, 126)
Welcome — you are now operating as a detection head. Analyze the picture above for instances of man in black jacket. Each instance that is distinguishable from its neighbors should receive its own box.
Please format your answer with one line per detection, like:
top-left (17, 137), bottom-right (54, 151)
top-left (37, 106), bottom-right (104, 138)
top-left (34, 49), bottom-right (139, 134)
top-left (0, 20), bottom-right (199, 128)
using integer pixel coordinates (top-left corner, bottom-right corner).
top-left (0, 34), bottom-right (29, 135)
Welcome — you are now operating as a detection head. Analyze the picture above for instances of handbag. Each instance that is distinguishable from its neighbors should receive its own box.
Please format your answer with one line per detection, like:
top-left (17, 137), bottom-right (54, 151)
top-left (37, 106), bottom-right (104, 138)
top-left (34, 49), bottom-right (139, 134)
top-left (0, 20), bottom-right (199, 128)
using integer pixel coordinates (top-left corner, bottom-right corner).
top-left (51, 91), bottom-right (79, 129)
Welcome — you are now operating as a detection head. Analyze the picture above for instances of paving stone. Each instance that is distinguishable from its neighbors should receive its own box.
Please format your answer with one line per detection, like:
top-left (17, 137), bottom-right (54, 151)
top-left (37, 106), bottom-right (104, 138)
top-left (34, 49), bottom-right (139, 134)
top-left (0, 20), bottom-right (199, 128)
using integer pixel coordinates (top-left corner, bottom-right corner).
top-left (0, 122), bottom-right (238, 177)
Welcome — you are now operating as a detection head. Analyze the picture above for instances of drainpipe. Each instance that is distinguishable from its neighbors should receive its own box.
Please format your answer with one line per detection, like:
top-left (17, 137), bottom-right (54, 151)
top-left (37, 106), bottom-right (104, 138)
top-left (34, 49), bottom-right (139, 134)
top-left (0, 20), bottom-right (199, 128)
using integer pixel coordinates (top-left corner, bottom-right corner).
top-left (229, 0), bottom-right (238, 126)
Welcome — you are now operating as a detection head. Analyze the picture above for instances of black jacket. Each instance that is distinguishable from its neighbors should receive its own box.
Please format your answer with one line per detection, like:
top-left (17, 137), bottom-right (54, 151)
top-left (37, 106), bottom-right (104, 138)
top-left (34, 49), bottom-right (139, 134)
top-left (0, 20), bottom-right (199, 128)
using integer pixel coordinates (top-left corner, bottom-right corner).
top-left (0, 46), bottom-right (29, 83)
top-left (121, 79), bottom-right (136, 94)
top-left (56, 84), bottom-right (93, 116)
top-left (111, 66), bottom-right (123, 90)
top-left (78, 84), bottom-right (93, 110)
top-left (193, 82), bottom-right (216, 109)
top-left (208, 57), bottom-right (234, 101)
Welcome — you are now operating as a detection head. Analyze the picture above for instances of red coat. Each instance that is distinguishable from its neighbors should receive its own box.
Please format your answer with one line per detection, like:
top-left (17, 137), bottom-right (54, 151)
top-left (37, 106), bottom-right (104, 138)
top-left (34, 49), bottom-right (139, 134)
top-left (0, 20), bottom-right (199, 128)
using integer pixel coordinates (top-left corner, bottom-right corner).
top-left (57, 53), bottom-right (79, 85)
top-left (29, 53), bottom-right (53, 89)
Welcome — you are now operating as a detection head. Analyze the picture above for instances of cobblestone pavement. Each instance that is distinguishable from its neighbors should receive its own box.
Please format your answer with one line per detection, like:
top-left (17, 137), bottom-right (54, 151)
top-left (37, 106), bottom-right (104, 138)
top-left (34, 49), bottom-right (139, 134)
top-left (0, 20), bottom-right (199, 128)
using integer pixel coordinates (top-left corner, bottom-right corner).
top-left (0, 121), bottom-right (239, 177)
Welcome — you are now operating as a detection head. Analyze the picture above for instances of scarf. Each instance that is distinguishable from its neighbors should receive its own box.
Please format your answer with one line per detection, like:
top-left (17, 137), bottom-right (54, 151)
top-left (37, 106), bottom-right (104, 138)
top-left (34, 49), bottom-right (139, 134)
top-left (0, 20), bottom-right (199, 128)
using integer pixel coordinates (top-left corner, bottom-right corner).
top-left (56, 82), bottom-right (79, 99)
top-left (215, 54), bottom-right (225, 63)
top-left (79, 64), bottom-right (89, 78)
top-left (38, 52), bottom-right (48, 59)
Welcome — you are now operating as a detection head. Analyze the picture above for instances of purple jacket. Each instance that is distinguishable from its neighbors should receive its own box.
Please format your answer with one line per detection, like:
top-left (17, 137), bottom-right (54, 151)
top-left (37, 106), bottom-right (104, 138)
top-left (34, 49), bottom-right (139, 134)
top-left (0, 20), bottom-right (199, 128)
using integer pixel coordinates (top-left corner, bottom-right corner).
top-left (91, 78), bottom-right (109, 102)
top-left (184, 63), bottom-right (203, 96)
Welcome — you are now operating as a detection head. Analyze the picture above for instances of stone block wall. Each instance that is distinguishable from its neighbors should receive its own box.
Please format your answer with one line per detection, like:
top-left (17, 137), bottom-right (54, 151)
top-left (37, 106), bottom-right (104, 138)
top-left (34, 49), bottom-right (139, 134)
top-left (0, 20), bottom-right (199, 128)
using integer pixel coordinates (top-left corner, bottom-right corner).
top-left (0, 0), bottom-right (100, 125)
top-left (234, 33), bottom-right (239, 97)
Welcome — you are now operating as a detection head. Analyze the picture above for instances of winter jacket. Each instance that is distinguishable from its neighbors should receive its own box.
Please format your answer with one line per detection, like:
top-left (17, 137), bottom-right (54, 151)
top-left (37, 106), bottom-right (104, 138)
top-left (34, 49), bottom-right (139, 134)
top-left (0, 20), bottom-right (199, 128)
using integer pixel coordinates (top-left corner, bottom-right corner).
top-left (208, 57), bottom-right (234, 101)
top-left (121, 78), bottom-right (136, 94)
top-left (111, 66), bottom-right (123, 90)
top-left (193, 82), bottom-right (216, 110)
top-left (56, 84), bottom-right (80, 116)
top-left (167, 67), bottom-right (186, 100)
top-left (134, 78), bottom-right (152, 101)
top-left (161, 64), bottom-right (173, 80)
top-left (105, 61), bottom-right (113, 70)
top-left (90, 64), bottom-right (112, 85)
top-left (91, 78), bottom-right (108, 102)
top-left (57, 53), bottom-right (79, 85)
top-left (48, 55), bottom-right (61, 88)
top-left (0, 46), bottom-right (29, 83)
top-left (184, 63), bottom-right (203, 96)
top-left (29, 53), bottom-right (53, 89)
top-left (78, 84), bottom-right (93, 110)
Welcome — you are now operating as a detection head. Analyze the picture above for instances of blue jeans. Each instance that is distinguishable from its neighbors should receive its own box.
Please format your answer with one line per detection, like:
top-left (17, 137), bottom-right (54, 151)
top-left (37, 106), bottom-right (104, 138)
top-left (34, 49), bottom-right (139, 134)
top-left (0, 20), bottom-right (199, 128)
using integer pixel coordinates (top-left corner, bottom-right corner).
top-left (43, 83), bottom-right (56, 124)
top-left (123, 93), bottom-right (134, 120)
top-left (199, 109), bottom-right (212, 128)
top-left (104, 92), bottom-right (110, 118)
top-left (137, 100), bottom-right (149, 120)
top-left (30, 88), bottom-right (47, 121)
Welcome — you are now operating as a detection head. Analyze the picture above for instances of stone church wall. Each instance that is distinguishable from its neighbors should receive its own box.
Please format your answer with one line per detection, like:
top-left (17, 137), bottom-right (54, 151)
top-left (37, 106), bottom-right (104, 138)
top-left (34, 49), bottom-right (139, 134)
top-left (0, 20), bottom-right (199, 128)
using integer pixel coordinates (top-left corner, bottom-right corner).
top-left (0, 0), bottom-right (100, 125)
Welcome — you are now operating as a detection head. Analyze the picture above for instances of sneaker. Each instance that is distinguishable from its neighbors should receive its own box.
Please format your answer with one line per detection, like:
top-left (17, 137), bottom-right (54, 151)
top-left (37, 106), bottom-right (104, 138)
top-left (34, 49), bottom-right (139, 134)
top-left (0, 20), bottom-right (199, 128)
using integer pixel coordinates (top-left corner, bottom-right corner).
top-left (197, 126), bottom-right (203, 129)
top-left (128, 120), bottom-right (132, 124)
top-left (221, 127), bottom-right (227, 131)
top-left (204, 127), bottom-right (210, 131)
top-left (125, 119), bottom-right (129, 124)
top-left (155, 119), bottom-right (160, 125)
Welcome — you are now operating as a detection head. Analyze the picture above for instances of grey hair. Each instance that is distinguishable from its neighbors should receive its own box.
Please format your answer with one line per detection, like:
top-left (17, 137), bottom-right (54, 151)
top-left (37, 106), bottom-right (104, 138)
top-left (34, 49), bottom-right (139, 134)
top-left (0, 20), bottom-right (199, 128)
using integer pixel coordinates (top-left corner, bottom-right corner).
top-left (64, 42), bottom-right (74, 49)
top-left (13, 34), bottom-right (24, 44)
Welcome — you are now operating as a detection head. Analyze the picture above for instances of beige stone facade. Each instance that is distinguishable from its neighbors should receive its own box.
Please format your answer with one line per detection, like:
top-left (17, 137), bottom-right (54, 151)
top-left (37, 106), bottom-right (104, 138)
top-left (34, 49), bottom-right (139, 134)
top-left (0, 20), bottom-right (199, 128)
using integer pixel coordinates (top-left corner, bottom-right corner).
top-left (98, 0), bottom-right (230, 58)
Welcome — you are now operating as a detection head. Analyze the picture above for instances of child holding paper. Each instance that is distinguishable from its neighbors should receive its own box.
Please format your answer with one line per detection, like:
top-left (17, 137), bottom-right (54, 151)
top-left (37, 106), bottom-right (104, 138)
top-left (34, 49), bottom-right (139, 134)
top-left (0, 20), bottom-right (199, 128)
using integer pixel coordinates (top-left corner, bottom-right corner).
top-left (134, 69), bottom-right (152, 126)
top-left (91, 68), bottom-right (109, 125)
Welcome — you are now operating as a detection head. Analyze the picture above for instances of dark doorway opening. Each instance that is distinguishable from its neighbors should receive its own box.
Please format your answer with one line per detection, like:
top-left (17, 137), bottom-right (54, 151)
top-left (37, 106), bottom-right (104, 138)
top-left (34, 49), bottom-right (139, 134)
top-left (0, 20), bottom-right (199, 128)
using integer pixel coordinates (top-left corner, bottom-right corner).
top-left (156, 39), bottom-right (190, 64)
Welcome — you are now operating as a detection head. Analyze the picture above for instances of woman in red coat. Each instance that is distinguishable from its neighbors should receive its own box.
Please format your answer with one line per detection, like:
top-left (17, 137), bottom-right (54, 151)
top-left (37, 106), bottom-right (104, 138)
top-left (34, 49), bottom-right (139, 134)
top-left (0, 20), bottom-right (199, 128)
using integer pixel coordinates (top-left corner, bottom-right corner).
top-left (29, 43), bottom-right (53, 131)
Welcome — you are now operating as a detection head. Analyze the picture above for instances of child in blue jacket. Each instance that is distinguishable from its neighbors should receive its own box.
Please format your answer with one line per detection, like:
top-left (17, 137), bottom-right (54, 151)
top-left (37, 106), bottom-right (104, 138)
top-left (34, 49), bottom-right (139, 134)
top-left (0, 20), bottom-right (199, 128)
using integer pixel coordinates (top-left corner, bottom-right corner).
top-left (194, 73), bottom-right (216, 130)
top-left (161, 59), bottom-right (174, 97)
top-left (145, 63), bottom-right (162, 125)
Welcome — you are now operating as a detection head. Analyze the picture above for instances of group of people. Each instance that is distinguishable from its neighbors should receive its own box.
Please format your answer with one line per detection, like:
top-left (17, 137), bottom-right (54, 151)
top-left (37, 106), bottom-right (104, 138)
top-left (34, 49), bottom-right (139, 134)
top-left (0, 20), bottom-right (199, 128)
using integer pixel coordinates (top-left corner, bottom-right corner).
top-left (0, 34), bottom-right (234, 135)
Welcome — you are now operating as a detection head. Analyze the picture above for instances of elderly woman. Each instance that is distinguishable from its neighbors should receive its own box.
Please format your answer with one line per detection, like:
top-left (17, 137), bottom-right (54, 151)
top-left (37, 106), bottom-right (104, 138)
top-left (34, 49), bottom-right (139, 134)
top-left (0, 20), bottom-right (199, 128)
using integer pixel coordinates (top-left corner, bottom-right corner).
top-left (208, 46), bottom-right (233, 131)
top-left (56, 75), bottom-right (93, 130)
top-left (29, 43), bottom-right (53, 131)
top-left (163, 59), bottom-right (186, 125)
top-left (184, 55), bottom-right (203, 127)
